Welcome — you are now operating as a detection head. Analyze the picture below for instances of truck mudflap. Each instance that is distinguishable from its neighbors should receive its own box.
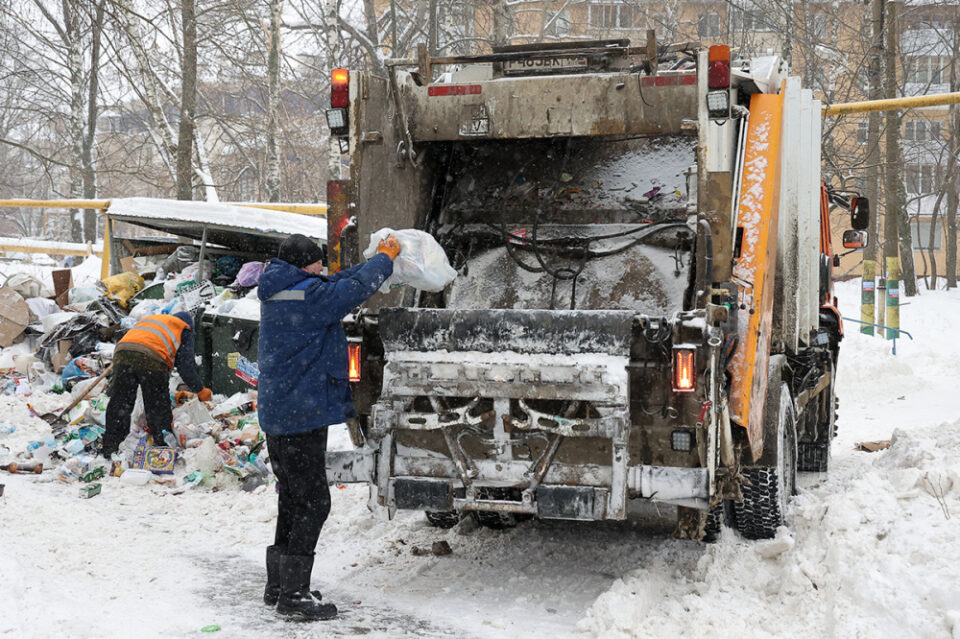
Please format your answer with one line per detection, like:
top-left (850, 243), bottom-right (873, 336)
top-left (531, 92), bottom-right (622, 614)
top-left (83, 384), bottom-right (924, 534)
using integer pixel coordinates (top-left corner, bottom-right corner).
top-left (378, 308), bottom-right (635, 356)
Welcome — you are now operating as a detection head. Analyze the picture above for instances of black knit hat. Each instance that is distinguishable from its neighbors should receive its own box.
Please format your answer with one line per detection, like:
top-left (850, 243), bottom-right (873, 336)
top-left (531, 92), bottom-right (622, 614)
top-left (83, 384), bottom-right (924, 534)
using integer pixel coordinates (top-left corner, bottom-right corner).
top-left (278, 234), bottom-right (324, 268)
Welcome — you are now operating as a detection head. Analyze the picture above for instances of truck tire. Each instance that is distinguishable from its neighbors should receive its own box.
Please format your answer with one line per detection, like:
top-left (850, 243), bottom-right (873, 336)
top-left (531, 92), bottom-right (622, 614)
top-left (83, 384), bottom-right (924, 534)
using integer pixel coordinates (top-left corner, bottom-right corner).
top-left (797, 363), bottom-right (835, 473)
top-left (425, 511), bottom-right (461, 529)
top-left (703, 501), bottom-right (732, 542)
top-left (734, 382), bottom-right (797, 540)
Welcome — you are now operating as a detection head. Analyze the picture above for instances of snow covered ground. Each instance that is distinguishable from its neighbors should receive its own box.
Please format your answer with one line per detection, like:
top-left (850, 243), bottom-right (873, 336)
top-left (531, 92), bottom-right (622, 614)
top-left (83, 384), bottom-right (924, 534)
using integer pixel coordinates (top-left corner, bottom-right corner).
top-left (2, 278), bottom-right (959, 638)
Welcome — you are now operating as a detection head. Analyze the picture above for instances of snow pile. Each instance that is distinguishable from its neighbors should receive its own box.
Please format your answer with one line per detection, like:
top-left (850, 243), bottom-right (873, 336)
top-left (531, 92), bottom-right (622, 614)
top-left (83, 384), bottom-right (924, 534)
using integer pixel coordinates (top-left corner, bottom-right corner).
top-left (578, 420), bottom-right (960, 638)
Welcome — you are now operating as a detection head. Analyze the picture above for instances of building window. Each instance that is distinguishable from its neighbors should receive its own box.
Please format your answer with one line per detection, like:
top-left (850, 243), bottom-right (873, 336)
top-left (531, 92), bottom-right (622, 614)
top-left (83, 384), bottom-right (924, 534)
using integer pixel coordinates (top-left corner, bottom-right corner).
top-left (734, 10), bottom-right (775, 32)
top-left (545, 9), bottom-right (571, 37)
top-left (810, 11), bottom-right (829, 40)
top-left (903, 119), bottom-right (942, 142)
top-left (857, 121), bottom-right (869, 145)
top-left (698, 13), bottom-right (722, 38)
top-left (589, 2), bottom-right (638, 29)
top-left (912, 220), bottom-right (943, 251)
top-left (905, 164), bottom-right (942, 194)
top-left (905, 56), bottom-right (947, 84)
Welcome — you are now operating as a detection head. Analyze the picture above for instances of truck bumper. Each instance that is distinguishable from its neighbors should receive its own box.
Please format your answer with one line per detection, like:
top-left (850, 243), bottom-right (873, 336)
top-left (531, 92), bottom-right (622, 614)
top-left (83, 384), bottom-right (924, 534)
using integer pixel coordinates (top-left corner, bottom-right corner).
top-left (327, 447), bottom-right (710, 515)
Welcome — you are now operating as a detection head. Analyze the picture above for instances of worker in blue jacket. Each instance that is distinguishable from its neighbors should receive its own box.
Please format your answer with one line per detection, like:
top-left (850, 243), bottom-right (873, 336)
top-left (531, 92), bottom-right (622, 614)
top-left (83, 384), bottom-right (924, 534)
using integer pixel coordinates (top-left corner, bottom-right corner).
top-left (257, 232), bottom-right (400, 621)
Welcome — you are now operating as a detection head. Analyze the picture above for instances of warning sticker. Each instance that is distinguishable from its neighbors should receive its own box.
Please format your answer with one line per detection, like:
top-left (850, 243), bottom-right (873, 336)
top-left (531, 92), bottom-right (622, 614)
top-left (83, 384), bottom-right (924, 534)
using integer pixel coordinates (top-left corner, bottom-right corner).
top-left (862, 281), bottom-right (875, 291)
top-left (888, 288), bottom-right (900, 298)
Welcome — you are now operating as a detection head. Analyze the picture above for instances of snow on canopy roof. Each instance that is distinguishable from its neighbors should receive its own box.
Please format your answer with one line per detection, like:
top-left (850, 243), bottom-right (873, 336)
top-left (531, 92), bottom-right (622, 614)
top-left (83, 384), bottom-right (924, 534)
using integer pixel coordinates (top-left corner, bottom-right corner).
top-left (107, 197), bottom-right (326, 242)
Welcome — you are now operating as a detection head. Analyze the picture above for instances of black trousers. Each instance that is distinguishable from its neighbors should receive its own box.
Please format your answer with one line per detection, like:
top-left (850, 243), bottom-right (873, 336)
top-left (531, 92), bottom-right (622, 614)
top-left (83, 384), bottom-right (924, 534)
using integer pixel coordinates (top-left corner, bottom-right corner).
top-left (102, 363), bottom-right (172, 456)
top-left (266, 428), bottom-right (332, 557)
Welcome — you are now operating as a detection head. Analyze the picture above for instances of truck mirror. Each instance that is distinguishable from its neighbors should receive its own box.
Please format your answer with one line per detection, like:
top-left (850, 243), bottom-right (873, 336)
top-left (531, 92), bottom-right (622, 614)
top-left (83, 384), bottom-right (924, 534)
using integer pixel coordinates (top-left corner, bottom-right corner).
top-left (850, 197), bottom-right (870, 231)
top-left (842, 229), bottom-right (868, 250)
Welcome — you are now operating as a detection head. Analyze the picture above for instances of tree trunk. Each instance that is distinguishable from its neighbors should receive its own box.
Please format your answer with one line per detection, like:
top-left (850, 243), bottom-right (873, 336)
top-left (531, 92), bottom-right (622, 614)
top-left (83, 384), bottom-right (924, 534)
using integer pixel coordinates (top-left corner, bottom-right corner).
top-left (116, 8), bottom-right (178, 177)
top-left (362, 0), bottom-right (382, 69)
top-left (176, 0), bottom-right (198, 200)
top-left (266, 0), bottom-right (282, 203)
top-left (946, 28), bottom-right (959, 289)
top-left (883, 1), bottom-right (917, 298)
top-left (324, 0), bottom-right (340, 181)
top-left (492, 0), bottom-right (511, 47)
top-left (81, 0), bottom-right (104, 243)
top-left (64, 0), bottom-right (84, 242)
top-left (428, 0), bottom-right (438, 56)
top-left (863, 0), bottom-right (883, 334)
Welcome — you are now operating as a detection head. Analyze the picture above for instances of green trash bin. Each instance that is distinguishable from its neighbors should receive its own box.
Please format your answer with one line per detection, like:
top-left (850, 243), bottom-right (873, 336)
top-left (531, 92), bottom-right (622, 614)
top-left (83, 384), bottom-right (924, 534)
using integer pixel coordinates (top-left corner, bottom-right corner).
top-left (195, 308), bottom-right (260, 396)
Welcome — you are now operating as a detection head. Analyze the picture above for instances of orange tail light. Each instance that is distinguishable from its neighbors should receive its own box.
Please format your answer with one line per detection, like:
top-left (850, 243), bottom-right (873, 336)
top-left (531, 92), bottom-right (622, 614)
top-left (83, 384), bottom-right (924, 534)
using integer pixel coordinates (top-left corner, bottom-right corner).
top-left (348, 342), bottom-right (361, 382)
top-left (673, 348), bottom-right (696, 392)
top-left (331, 68), bottom-right (350, 108)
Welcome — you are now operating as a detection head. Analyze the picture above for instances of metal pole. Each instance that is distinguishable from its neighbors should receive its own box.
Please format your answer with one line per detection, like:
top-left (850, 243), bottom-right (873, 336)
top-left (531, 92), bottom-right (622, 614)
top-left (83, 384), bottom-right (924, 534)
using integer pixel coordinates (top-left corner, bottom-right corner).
top-left (198, 225), bottom-right (208, 282)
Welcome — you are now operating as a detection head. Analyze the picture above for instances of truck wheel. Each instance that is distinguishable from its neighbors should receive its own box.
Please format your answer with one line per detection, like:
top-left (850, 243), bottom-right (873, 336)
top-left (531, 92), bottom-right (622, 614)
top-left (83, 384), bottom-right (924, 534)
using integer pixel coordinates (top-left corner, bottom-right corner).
top-left (425, 511), bottom-right (461, 529)
top-left (475, 511), bottom-right (519, 529)
top-left (703, 501), bottom-right (732, 542)
top-left (734, 383), bottom-right (797, 540)
top-left (798, 363), bottom-right (835, 473)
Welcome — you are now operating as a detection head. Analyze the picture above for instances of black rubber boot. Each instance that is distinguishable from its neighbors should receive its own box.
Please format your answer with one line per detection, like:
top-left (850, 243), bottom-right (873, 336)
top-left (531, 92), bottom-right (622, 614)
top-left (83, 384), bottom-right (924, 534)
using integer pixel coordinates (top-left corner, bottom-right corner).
top-left (263, 546), bottom-right (282, 605)
top-left (276, 555), bottom-right (337, 621)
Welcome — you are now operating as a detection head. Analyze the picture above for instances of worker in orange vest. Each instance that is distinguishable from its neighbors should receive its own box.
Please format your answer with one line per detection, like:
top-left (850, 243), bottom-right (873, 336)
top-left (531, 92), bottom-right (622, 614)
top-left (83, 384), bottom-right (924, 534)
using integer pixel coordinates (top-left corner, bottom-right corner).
top-left (101, 311), bottom-right (211, 457)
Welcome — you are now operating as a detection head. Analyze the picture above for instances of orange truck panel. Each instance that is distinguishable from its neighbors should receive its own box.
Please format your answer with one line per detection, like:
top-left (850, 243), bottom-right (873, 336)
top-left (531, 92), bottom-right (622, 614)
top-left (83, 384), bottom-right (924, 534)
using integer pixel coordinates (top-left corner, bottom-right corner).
top-left (727, 92), bottom-right (785, 461)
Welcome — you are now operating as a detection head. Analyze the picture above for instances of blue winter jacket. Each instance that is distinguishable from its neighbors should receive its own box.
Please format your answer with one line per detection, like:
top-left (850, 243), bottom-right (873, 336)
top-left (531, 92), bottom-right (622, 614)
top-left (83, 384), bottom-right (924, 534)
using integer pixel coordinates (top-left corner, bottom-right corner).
top-left (257, 255), bottom-right (393, 436)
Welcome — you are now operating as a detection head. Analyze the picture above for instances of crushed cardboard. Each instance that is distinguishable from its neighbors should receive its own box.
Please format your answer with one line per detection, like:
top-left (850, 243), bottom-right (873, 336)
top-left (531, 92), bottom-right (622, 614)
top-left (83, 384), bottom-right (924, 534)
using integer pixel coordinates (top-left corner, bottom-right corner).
top-left (0, 286), bottom-right (30, 348)
top-left (855, 440), bottom-right (891, 453)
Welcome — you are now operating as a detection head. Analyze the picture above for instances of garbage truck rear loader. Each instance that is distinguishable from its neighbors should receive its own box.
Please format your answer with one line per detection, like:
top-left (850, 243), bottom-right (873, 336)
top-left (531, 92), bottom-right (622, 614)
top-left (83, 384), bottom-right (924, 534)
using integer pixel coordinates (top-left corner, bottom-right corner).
top-left (324, 40), bottom-right (865, 539)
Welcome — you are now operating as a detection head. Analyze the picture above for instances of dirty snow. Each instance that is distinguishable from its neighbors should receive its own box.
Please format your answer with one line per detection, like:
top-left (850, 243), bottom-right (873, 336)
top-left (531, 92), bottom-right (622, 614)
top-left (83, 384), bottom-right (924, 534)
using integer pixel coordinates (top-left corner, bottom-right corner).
top-left (1, 279), bottom-right (960, 638)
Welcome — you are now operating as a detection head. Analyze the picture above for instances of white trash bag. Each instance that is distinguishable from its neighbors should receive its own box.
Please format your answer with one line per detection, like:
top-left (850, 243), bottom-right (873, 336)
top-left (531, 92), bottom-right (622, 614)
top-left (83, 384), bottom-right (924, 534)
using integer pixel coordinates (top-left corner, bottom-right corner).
top-left (363, 228), bottom-right (457, 293)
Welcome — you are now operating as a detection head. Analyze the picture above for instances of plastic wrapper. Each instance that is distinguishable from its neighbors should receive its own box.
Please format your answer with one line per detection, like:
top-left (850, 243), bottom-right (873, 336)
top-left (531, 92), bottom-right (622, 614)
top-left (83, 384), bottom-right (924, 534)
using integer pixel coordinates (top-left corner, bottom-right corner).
top-left (68, 286), bottom-right (101, 305)
top-left (234, 261), bottom-right (265, 287)
top-left (102, 272), bottom-right (145, 309)
top-left (363, 228), bottom-right (457, 293)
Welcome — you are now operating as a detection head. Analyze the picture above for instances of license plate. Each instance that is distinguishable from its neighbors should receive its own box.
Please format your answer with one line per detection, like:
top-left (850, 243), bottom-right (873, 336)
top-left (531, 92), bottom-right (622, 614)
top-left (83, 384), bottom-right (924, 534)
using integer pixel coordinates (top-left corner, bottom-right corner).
top-left (503, 56), bottom-right (588, 74)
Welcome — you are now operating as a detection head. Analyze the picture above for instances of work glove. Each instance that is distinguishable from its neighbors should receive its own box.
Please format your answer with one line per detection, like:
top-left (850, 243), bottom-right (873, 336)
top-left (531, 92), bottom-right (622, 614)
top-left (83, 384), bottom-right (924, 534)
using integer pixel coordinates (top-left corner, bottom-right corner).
top-left (197, 388), bottom-right (213, 402)
top-left (377, 235), bottom-right (401, 260)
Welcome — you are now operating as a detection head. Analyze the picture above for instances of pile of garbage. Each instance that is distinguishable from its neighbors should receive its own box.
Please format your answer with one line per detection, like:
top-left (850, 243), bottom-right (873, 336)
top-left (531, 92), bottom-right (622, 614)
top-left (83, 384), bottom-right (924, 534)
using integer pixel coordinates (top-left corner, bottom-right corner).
top-left (0, 383), bottom-right (271, 495)
top-left (0, 249), bottom-right (273, 495)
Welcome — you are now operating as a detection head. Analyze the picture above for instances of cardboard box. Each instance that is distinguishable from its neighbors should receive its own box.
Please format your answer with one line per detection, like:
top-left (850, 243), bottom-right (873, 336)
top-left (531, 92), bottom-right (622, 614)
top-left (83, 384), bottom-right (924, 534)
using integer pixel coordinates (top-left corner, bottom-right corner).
top-left (119, 256), bottom-right (139, 275)
top-left (51, 339), bottom-right (73, 373)
top-left (52, 269), bottom-right (73, 309)
top-left (0, 286), bottom-right (30, 348)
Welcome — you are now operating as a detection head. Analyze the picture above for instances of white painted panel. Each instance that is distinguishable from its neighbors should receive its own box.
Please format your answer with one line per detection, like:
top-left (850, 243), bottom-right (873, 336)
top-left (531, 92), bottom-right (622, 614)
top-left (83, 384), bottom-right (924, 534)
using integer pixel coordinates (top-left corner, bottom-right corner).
top-left (797, 89), bottom-right (815, 345)
top-left (774, 77), bottom-right (801, 353)
top-left (809, 99), bottom-right (824, 338)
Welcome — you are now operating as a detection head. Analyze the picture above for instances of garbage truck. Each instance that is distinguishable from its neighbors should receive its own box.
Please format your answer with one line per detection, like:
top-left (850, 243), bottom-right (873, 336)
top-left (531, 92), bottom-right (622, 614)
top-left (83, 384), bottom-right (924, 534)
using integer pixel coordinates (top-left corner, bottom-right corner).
top-left (322, 38), bottom-right (871, 540)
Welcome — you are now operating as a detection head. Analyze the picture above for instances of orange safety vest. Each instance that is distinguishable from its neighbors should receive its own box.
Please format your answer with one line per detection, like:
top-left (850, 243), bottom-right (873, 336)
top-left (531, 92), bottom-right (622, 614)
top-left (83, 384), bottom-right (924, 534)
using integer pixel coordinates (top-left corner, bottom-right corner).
top-left (118, 314), bottom-right (189, 368)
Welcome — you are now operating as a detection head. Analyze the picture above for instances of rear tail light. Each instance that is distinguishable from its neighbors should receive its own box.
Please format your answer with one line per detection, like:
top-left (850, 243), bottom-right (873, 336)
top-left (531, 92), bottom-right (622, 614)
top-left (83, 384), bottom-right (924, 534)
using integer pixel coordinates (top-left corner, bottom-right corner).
top-left (331, 68), bottom-right (349, 108)
top-left (707, 45), bottom-right (730, 90)
top-left (673, 348), bottom-right (696, 392)
top-left (348, 341), bottom-right (361, 382)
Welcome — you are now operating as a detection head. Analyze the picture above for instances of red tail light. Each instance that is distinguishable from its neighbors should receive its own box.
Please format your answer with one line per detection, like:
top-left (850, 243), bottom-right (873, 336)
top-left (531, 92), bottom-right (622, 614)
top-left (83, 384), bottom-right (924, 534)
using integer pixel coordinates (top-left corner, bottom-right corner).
top-left (331, 68), bottom-right (350, 108)
top-left (348, 342), bottom-right (361, 382)
top-left (707, 45), bottom-right (730, 90)
top-left (673, 348), bottom-right (696, 392)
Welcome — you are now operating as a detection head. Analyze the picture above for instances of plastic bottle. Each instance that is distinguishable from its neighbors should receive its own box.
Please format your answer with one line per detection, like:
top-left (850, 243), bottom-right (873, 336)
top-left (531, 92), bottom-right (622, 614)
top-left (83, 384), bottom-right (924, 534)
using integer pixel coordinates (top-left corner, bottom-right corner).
top-left (62, 438), bottom-right (86, 456)
top-left (0, 425), bottom-right (14, 437)
top-left (162, 429), bottom-right (179, 449)
top-left (248, 453), bottom-right (270, 477)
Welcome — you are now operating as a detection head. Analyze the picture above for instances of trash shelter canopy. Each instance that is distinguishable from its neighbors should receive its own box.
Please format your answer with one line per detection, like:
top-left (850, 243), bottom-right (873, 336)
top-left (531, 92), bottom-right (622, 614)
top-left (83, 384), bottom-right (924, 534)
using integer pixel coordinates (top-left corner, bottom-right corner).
top-left (107, 198), bottom-right (326, 255)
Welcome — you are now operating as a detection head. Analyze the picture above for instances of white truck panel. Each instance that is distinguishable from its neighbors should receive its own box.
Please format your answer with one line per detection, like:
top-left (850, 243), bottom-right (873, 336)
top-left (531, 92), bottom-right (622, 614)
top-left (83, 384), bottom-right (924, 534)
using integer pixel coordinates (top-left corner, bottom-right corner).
top-left (808, 98), bottom-right (824, 341)
top-left (796, 89), bottom-right (817, 346)
top-left (774, 77), bottom-right (801, 353)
